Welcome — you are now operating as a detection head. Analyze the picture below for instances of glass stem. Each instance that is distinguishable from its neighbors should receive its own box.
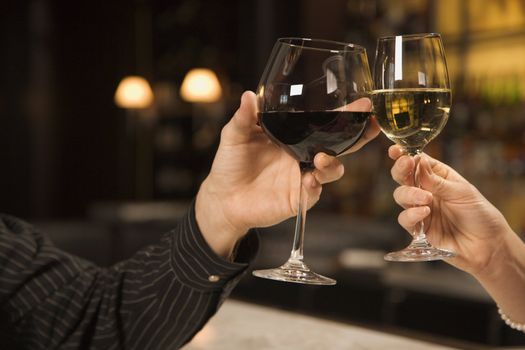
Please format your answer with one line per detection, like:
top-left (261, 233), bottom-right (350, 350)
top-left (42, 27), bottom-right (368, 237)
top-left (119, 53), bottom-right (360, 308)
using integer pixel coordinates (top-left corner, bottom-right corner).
top-left (290, 166), bottom-right (309, 262)
top-left (410, 151), bottom-right (427, 244)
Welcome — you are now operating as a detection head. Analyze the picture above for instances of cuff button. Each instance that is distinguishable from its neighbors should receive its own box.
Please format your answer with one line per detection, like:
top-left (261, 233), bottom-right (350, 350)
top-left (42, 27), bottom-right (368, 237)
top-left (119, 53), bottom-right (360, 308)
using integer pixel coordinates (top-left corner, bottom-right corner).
top-left (208, 275), bottom-right (220, 282)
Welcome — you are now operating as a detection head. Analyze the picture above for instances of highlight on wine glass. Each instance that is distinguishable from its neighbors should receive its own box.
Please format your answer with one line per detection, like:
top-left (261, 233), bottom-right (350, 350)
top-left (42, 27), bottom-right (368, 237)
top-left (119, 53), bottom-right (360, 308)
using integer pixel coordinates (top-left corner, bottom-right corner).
top-left (371, 33), bottom-right (456, 262)
top-left (252, 37), bottom-right (373, 285)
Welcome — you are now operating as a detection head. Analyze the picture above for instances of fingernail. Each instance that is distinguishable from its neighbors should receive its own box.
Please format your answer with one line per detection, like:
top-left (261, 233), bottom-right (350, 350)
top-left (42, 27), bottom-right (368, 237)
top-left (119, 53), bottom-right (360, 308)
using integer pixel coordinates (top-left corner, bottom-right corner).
top-left (318, 154), bottom-right (327, 167)
top-left (319, 154), bottom-right (330, 167)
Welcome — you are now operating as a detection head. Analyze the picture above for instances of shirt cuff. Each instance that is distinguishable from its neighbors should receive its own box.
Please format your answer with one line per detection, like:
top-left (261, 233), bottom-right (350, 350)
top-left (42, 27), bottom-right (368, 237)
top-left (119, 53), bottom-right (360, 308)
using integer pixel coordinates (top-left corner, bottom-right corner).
top-left (170, 201), bottom-right (259, 291)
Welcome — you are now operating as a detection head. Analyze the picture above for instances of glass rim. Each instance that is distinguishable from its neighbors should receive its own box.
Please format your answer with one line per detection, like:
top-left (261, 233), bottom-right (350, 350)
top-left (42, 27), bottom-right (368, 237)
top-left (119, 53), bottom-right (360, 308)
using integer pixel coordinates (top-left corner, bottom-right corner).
top-left (377, 32), bottom-right (441, 41)
top-left (277, 37), bottom-right (366, 53)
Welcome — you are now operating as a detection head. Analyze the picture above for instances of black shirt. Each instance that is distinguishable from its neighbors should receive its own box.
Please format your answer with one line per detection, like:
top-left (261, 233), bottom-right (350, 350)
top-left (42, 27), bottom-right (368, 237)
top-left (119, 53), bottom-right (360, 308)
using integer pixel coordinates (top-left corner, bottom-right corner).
top-left (0, 204), bottom-right (258, 349)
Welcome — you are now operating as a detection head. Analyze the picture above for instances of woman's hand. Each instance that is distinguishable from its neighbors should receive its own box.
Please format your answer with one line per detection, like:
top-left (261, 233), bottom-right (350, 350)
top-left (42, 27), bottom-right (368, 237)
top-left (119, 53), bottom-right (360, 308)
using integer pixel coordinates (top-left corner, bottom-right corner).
top-left (389, 144), bottom-right (516, 276)
top-left (389, 144), bottom-right (525, 323)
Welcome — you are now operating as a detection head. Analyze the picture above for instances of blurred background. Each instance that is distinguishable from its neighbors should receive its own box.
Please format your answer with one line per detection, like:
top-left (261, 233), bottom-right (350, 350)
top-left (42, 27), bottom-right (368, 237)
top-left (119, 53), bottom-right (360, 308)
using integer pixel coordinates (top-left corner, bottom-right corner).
top-left (1, 0), bottom-right (525, 348)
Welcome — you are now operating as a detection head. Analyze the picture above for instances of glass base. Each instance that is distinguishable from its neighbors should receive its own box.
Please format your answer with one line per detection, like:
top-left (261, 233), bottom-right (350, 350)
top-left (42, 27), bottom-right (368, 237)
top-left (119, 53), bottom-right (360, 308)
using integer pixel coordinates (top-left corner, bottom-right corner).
top-left (384, 244), bottom-right (456, 262)
top-left (252, 259), bottom-right (336, 285)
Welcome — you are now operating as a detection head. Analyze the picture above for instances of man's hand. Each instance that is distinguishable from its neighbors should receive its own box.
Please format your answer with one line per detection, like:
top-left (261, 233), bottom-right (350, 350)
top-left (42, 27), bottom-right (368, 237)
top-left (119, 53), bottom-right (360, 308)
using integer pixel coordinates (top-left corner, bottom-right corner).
top-left (196, 91), bottom-right (379, 259)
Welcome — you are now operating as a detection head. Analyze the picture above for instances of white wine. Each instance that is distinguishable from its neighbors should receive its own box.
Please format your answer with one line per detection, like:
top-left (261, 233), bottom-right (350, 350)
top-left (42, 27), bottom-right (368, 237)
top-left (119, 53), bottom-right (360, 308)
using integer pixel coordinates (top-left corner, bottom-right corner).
top-left (372, 88), bottom-right (451, 154)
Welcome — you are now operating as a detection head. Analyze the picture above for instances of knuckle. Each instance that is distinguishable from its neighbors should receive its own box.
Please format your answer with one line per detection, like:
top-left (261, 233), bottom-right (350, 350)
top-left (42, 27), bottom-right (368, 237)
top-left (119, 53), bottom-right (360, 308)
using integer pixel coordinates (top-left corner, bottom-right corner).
top-left (433, 175), bottom-right (446, 193)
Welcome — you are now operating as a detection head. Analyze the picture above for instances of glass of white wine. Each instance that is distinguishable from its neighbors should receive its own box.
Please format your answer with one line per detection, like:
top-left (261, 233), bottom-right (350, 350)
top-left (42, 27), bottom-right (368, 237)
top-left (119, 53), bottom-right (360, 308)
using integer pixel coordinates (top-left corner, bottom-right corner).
top-left (372, 33), bottom-right (456, 261)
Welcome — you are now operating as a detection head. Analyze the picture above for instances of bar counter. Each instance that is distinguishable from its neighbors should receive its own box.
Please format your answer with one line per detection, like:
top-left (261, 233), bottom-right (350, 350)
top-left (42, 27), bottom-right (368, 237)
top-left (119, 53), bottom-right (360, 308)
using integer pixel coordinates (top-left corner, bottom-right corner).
top-left (182, 300), bottom-right (460, 350)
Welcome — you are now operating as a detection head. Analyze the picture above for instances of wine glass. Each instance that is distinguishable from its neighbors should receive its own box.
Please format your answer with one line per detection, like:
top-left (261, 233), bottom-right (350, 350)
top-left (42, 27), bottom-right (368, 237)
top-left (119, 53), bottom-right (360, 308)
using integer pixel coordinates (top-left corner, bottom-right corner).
top-left (252, 38), bottom-right (373, 284)
top-left (372, 33), bottom-right (456, 261)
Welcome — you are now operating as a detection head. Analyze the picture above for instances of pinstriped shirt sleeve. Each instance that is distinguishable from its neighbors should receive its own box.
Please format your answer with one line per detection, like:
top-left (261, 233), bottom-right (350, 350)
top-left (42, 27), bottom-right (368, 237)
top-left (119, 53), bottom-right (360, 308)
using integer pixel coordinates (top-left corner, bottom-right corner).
top-left (0, 203), bottom-right (259, 349)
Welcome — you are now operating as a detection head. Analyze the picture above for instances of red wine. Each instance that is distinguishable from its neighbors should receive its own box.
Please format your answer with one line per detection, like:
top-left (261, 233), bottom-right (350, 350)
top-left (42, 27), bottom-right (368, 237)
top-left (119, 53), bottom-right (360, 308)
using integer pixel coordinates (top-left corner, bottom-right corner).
top-left (259, 111), bottom-right (370, 167)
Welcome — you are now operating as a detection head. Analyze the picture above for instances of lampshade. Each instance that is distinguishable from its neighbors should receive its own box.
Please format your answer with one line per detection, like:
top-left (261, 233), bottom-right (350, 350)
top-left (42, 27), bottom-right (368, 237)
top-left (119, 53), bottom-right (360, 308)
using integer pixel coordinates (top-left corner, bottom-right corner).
top-left (114, 76), bottom-right (154, 109)
top-left (180, 68), bottom-right (222, 103)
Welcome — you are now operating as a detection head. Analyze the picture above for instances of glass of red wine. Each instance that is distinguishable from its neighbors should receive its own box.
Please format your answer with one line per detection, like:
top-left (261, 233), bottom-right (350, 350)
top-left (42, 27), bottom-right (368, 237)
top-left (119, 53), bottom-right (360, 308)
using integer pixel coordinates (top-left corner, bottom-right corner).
top-left (252, 38), bottom-right (373, 285)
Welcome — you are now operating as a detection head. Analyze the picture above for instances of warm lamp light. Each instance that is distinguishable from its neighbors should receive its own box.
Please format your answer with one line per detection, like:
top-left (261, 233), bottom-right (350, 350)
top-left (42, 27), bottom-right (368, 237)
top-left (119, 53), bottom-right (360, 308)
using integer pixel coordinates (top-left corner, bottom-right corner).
top-left (180, 68), bottom-right (222, 103)
top-left (114, 76), bottom-right (154, 109)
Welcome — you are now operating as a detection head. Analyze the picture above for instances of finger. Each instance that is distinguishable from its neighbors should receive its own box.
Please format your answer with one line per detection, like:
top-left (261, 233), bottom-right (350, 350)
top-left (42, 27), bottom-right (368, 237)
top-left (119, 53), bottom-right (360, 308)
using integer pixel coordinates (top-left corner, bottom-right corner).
top-left (302, 173), bottom-right (322, 209)
top-left (312, 153), bottom-right (344, 184)
top-left (334, 97), bottom-right (371, 112)
top-left (398, 206), bottom-right (431, 232)
top-left (341, 116), bottom-right (381, 155)
top-left (418, 156), bottom-right (452, 197)
top-left (393, 186), bottom-right (433, 209)
top-left (232, 91), bottom-right (258, 129)
top-left (390, 155), bottom-right (415, 186)
top-left (221, 91), bottom-right (260, 144)
top-left (388, 145), bottom-right (405, 160)
top-left (346, 97), bottom-right (372, 111)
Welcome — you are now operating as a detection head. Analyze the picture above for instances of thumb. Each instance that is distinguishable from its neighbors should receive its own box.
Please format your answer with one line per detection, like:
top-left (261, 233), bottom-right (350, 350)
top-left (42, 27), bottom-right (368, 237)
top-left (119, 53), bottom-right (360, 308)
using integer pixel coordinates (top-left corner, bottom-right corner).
top-left (418, 156), bottom-right (452, 197)
top-left (225, 91), bottom-right (258, 142)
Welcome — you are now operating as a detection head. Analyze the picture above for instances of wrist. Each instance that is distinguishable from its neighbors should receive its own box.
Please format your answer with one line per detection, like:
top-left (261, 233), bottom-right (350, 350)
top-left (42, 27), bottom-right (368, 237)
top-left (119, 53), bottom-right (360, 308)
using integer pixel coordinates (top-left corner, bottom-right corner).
top-left (473, 227), bottom-right (524, 282)
top-left (473, 228), bottom-right (525, 324)
top-left (195, 178), bottom-right (248, 259)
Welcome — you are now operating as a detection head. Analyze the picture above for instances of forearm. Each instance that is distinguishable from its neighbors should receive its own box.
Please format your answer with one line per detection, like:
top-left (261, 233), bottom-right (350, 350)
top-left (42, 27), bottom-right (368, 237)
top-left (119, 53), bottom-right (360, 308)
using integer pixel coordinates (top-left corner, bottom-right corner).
top-left (0, 207), bottom-right (258, 349)
top-left (104, 204), bottom-right (258, 348)
top-left (474, 231), bottom-right (525, 323)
